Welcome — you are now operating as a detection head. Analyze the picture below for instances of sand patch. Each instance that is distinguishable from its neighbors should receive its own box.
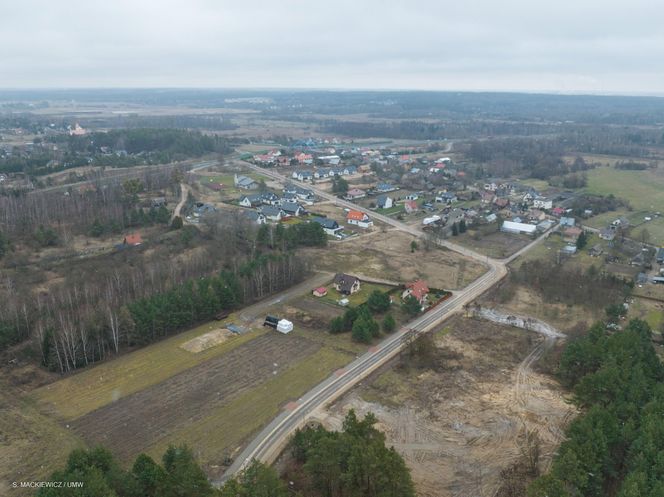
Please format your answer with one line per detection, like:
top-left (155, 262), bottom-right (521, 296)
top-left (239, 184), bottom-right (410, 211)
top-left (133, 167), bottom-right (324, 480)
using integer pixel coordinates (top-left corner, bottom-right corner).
top-left (180, 329), bottom-right (233, 353)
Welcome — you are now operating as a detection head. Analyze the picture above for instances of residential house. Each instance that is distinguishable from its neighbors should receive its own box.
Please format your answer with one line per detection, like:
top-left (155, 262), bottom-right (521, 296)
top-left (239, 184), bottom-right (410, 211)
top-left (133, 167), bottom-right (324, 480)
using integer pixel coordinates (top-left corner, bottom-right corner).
top-left (533, 196), bottom-right (553, 210)
top-left (261, 192), bottom-right (281, 205)
top-left (260, 205), bottom-right (284, 222)
top-left (345, 188), bottom-right (367, 200)
top-left (436, 192), bottom-right (457, 204)
top-left (402, 280), bottom-right (429, 305)
top-left (612, 217), bottom-right (630, 229)
top-left (551, 207), bottom-right (565, 217)
top-left (243, 210), bottom-right (266, 225)
top-left (486, 213), bottom-right (498, 223)
top-left (280, 202), bottom-right (305, 217)
top-left (405, 193), bottom-right (419, 201)
top-left (334, 273), bottom-right (361, 295)
top-left (346, 210), bottom-right (373, 228)
top-left (528, 209), bottom-right (546, 222)
top-left (657, 248), bottom-right (664, 264)
top-left (376, 183), bottom-right (397, 193)
top-left (293, 170), bottom-right (313, 182)
top-left (599, 228), bottom-right (616, 241)
top-left (559, 216), bottom-right (575, 227)
top-left (239, 194), bottom-right (264, 208)
top-left (234, 174), bottom-right (259, 190)
top-left (151, 197), bottom-right (167, 207)
top-left (312, 216), bottom-right (341, 236)
top-left (563, 226), bottom-right (583, 243)
top-left (376, 195), bottom-right (393, 209)
top-left (404, 200), bottom-right (419, 214)
top-left (319, 155), bottom-right (341, 166)
top-left (193, 203), bottom-right (216, 217)
top-left (494, 197), bottom-right (510, 209)
top-left (314, 168), bottom-right (330, 179)
top-left (343, 166), bottom-right (357, 175)
top-left (481, 191), bottom-right (496, 204)
top-left (295, 152), bottom-right (314, 164)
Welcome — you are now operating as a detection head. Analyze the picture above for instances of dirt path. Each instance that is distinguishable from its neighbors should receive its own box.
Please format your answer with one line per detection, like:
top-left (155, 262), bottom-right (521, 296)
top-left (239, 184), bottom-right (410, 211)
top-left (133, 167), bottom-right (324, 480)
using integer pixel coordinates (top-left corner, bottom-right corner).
top-left (172, 182), bottom-right (189, 221)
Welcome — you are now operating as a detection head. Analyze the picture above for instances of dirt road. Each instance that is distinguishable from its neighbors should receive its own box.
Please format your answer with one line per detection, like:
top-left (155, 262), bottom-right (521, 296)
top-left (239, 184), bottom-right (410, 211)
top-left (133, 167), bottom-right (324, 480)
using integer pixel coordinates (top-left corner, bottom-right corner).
top-left (172, 182), bottom-right (189, 222)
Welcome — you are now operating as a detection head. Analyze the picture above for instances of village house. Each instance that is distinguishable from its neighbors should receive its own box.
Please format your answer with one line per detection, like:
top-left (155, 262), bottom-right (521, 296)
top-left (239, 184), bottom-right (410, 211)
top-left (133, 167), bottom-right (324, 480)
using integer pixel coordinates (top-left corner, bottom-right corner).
top-left (151, 197), bottom-right (167, 208)
top-left (345, 188), bottom-right (367, 200)
top-left (376, 183), bottom-right (397, 193)
top-left (533, 196), bottom-right (553, 210)
top-left (312, 216), bottom-right (341, 236)
top-left (376, 195), bottom-right (393, 209)
top-left (436, 192), bottom-right (457, 204)
top-left (334, 273), bottom-right (361, 295)
top-left (346, 210), bottom-right (373, 228)
top-left (314, 168), bottom-right (330, 179)
top-left (292, 170), bottom-right (313, 182)
top-left (295, 152), bottom-right (314, 165)
top-left (280, 202), bottom-right (305, 217)
top-left (260, 205), bottom-right (284, 222)
top-left (528, 209), bottom-right (546, 222)
top-left (243, 210), bottom-right (266, 225)
top-left (234, 174), bottom-right (259, 190)
top-left (404, 200), bottom-right (419, 214)
top-left (563, 226), bottom-right (583, 243)
top-left (560, 216), bottom-right (576, 227)
top-left (239, 194), bottom-right (264, 208)
top-left (481, 191), bottom-right (496, 204)
top-left (493, 197), bottom-right (510, 209)
top-left (123, 233), bottom-right (143, 246)
top-left (402, 280), bottom-right (429, 305)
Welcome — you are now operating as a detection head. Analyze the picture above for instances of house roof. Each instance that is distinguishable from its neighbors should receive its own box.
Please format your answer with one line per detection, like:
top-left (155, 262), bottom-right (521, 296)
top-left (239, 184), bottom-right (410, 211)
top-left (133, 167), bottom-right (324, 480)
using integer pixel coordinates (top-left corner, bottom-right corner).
top-left (334, 273), bottom-right (360, 293)
top-left (346, 188), bottom-right (365, 196)
top-left (261, 206), bottom-right (283, 217)
top-left (280, 202), bottom-right (302, 214)
top-left (347, 210), bottom-right (369, 222)
top-left (244, 210), bottom-right (265, 221)
top-left (406, 280), bottom-right (429, 300)
top-left (312, 216), bottom-right (339, 229)
top-left (314, 286), bottom-right (327, 294)
top-left (376, 194), bottom-right (391, 206)
top-left (124, 233), bottom-right (142, 245)
top-left (404, 200), bottom-right (418, 210)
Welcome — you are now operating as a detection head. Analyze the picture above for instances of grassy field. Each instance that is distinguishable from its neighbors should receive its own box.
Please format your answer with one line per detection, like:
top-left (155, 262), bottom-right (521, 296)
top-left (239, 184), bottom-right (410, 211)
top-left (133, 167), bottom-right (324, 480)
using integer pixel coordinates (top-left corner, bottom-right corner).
top-left (32, 321), bottom-right (266, 421)
top-left (584, 166), bottom-right (664, 244)
top-left (145, 347), bottom-right (352, 473)
top-left (1, 382), bottom-right (84, 496)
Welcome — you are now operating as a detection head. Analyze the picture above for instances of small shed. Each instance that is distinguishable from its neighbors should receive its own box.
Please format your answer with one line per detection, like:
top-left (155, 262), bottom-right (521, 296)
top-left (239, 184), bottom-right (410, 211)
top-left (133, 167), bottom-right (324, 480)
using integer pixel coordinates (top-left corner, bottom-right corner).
top-left (313, 287), bottom-right (328, 297)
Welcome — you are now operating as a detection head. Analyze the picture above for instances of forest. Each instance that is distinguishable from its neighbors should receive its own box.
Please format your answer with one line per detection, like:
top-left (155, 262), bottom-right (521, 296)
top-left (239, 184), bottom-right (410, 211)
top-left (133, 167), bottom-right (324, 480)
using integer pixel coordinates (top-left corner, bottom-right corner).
top-left (528, 319), bottom-right (664, 496)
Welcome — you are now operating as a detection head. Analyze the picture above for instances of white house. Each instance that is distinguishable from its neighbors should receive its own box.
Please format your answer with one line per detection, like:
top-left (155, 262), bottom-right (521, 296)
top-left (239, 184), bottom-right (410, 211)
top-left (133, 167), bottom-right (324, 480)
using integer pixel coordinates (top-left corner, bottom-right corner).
top-left (533, 197), bottom-right (553, 210)
top-left (376, 195), bottom-right (393, 209)
top-left (347, 210), bottom-right (373, 228)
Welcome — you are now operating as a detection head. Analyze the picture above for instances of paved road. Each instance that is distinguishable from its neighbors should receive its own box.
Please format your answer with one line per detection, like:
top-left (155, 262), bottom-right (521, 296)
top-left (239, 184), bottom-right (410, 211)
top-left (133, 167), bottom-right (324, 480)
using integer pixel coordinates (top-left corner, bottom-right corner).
top-left (201, 160), bottom-right (559, 484)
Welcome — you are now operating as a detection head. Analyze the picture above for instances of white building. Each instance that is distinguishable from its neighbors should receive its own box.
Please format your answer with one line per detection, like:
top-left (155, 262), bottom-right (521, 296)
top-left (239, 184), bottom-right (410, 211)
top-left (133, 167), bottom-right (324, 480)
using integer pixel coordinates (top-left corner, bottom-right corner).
top-left (501, 220), bottom-right (537, 235)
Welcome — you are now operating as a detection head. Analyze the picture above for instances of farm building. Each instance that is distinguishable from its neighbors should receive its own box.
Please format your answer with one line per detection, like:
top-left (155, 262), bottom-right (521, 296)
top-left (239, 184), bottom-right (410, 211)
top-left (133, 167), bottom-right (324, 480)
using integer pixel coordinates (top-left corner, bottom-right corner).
top-left (333, 273), bottom-right (361, 295)
top-left (501, 221), bottom-right (537, 235)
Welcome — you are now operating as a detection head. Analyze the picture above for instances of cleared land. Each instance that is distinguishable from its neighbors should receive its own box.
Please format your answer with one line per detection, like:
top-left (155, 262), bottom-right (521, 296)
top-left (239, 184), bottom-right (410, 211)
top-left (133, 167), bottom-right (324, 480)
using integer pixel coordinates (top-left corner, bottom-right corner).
top-left (70, 333), bottom-right (320, 459)
top-left (321, 316), bottom-right (575, 497)
top-left (304, 229), bottom-right (486, 290)
top-left (456, 229), bottom-right (532, 259)
top-left (583, 166), bottom-right (664, 243)
top-left (32, 322), bottom-right (266, 421)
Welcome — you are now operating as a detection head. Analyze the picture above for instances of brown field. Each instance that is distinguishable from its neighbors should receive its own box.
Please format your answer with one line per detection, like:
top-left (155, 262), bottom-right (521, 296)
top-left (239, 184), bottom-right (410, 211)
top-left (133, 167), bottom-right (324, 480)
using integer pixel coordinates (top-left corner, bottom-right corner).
top-left (304, 229), bottom-right (487, 290)
top-left (320, 316), bottom-right (575, 497)
top-left (70, 333), bottom-right (320, 460)
top-left (457, 229), bottom-right (532, 258)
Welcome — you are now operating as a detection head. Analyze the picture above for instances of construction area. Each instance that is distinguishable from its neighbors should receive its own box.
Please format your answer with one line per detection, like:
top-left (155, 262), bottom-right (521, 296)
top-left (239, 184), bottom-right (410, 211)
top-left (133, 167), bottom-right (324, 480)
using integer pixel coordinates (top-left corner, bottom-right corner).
top-left (317, 314), bottom-right (576, 497)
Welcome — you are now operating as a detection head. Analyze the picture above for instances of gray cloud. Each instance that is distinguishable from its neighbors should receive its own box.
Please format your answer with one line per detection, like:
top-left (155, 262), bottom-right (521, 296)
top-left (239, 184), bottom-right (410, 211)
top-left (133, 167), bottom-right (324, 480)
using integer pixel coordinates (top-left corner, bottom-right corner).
top-left (2, 0), bottom-right (663, 94)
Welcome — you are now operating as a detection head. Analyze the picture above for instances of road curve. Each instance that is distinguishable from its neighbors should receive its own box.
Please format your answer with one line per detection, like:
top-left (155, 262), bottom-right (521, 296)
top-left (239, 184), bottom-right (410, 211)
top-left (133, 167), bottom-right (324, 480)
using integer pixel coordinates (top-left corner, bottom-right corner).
top-left (186, 159), bottom-right (555, 485)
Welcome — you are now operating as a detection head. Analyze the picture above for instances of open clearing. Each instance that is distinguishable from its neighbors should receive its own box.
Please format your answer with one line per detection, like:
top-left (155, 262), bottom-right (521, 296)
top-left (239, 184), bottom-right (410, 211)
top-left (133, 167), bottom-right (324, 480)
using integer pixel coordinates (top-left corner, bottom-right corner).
top-left (321, 316), bottom-right (575, 497)
top-left (456, 230), bottom-right (532, 259)
top-left (583, 166), bottom-right (664, 243)
top-left (32, 321), bottom-right (266, 421)
top-left (304, 230), bottom-right (486, 290)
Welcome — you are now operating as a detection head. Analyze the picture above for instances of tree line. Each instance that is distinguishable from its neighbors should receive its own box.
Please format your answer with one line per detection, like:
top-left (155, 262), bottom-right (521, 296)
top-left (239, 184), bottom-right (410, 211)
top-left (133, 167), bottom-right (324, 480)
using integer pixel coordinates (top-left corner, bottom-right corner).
top-left (528, 319), bottom-right (664, 496)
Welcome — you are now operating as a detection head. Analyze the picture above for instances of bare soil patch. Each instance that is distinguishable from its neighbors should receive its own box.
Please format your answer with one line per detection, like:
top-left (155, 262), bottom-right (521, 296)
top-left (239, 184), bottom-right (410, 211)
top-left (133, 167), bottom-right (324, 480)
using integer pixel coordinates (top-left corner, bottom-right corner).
top-left (321, 316), bottom-right (575, 497)
top-left (180, 328), bottom-right (233, 353)
top-left (71, 333), bottom-right (319, 460)
top-left (303, 230), bottom-right (486, 290)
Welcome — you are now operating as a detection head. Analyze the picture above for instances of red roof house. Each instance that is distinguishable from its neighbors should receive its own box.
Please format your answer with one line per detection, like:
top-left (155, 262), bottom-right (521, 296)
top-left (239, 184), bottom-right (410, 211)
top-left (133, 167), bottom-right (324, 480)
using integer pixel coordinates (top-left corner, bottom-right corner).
top-left (402, 280), bottom-right (430, 304)
top-left (124, 233), bottom-right (143, 246)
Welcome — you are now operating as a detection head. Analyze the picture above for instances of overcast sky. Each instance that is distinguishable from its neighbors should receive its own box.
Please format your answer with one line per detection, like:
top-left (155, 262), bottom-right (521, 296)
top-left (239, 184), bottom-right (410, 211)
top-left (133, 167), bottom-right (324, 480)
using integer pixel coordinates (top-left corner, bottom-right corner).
top-left (2, 0), bottom-right (663, 94)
